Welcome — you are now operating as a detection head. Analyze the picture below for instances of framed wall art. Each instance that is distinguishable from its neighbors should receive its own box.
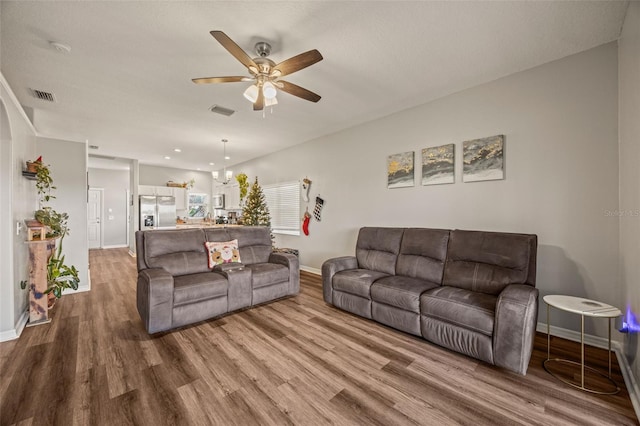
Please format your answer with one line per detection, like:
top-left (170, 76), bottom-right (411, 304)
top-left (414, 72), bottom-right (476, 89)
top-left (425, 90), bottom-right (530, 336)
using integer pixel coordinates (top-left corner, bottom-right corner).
top-left (463, 135), bottom-right (504, 182)
top-left (422, 143), bottom-right (454, 185)
top-left (387, 151), bottom-right (414, 188)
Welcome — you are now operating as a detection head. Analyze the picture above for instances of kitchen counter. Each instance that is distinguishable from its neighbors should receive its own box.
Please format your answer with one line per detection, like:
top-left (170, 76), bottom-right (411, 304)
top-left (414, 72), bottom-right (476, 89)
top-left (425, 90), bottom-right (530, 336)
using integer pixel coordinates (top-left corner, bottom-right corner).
top-left (175, 223), bottom-right (243, 229)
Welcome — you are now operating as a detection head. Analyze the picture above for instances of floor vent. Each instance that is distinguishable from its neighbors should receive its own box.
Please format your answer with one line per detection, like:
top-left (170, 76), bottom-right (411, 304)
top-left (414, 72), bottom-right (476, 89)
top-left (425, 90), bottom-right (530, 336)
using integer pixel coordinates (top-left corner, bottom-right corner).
top-left (30, 89), bottom-right (56, 102)
top-left (209, 105), bottom-right (235, 116)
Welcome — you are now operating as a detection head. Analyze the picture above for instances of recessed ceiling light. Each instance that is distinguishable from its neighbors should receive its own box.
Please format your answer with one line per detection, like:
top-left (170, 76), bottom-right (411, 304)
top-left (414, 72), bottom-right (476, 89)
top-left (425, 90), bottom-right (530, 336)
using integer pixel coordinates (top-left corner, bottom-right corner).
top-left (164, 156), bottom-right (171, 160)
top-left (209, 162), bottom-right (215, 166)
top-left (225, 156), bottom-right (230, 160)
top-left (197, 168), bottom-right (201, 171)
top-left (174, 148), bottom-right (181, 152)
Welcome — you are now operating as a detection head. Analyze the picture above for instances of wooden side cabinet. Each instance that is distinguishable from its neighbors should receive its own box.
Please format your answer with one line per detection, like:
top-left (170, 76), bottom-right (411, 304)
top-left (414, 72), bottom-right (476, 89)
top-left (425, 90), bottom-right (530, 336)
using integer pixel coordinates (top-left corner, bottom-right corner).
top-left (26, 239), bottom-right (56, 326)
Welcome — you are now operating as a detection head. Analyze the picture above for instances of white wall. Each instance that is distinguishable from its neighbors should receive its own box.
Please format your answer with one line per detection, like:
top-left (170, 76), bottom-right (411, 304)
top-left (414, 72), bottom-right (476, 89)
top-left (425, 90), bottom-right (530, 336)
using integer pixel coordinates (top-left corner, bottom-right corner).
top-left (88, 168), bottom-right (129, 247)
top-left (619, 1), bottom-right (640, 384)
top-left (36, 137), bottom-right (89, 292)
top-left (234, 42), bottom-right (620, 338)
top-left (0, 74), bottom-right (37, 339)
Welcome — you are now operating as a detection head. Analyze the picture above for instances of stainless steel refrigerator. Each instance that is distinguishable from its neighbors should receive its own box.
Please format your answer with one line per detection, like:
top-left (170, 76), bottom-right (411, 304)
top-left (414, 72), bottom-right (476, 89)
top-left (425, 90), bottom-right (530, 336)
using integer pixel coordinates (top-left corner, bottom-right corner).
top-left (139, 195), bottom-right (176, 230)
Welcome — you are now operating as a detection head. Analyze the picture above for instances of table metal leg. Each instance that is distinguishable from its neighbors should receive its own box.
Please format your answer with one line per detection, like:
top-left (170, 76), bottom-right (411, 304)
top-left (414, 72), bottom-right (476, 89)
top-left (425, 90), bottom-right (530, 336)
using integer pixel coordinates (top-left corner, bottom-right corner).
top-left (608, 317), bottom-right (612, 378)
top-left (581, 314), bottom-right (585, 389)
top-left (547, 304), bottom-right (550, 361)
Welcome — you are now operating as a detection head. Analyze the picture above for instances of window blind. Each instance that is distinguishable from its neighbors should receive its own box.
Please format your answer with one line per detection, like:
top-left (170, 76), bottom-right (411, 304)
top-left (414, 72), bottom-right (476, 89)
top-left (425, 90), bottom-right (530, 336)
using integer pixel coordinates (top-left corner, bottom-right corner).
top-left (263, 181), bottom-right (300, 236)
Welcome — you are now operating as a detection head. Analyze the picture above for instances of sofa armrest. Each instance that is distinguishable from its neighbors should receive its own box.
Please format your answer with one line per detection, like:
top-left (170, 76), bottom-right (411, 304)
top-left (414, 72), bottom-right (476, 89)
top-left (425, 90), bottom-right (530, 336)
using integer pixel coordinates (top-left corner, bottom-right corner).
top-left (269, 252), bottom-right (300, 295)
top-left (321, 256), bottom-right (358, 304)
top-left (493, 284), bottom-right (539, 375)
top-left (137, 268), bottom-right (175, 334)
top-left (214, 265), bottom-right (252, 311)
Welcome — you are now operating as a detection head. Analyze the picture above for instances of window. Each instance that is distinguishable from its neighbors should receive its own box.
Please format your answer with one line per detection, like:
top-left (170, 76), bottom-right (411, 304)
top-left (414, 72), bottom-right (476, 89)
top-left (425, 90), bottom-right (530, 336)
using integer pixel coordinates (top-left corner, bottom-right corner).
top-left (263, 181), bottom-right (300, 236)
top-left (188, 193), bottom-right (208, 218)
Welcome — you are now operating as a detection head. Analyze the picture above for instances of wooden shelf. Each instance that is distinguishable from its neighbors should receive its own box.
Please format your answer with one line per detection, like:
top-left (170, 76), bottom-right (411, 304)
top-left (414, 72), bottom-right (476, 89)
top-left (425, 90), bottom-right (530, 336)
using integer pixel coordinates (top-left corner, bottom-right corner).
top-left (22, 171), bottom-right (37, 180)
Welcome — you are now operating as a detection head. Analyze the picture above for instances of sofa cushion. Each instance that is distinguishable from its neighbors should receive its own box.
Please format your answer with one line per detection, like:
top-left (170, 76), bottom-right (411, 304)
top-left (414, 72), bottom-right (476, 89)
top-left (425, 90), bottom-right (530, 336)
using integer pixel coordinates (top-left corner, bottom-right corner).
top-left (332, 269), bottom-right (389, 299)
top-left (205, 240), bottom-right (241, 268)
top-left (245, 263), bottom-right (289, 289)
top-left (371, 276), bottom-right (440, 313)
top-left (228, 227), bottom-right (272, 265)
top-left (356, 227), bottom-right (404, 275)
top-left (173, 272), bottom-right (228, 306)
top-left (204, 228), bottom-right (232, 243)
top-left (443, 230), bottom-right (532, 295)
top-left (144, 229), bottom-right (210, 276)
top-left (420, 286), bottom-right (497, 336)
top-left (147, 253), bottom-right (211, 277)
top-left (396, 228), bottom-right (450, 283)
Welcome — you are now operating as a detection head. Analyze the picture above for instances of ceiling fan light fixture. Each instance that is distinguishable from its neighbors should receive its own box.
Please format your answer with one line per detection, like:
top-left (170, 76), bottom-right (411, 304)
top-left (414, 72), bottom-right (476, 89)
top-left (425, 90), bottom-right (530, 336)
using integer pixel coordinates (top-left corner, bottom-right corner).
top-left (243, 84), bottom-right (258, 103)
top-left (265, 97), bottom-right (278, 107)
top-left (263, 81), bottom-right (277, 100)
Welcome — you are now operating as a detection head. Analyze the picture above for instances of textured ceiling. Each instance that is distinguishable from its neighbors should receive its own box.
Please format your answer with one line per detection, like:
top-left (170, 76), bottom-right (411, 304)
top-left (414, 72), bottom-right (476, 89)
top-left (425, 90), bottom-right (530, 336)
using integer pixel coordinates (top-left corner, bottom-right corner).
top-left (0, 1), bottom-right (629, 171)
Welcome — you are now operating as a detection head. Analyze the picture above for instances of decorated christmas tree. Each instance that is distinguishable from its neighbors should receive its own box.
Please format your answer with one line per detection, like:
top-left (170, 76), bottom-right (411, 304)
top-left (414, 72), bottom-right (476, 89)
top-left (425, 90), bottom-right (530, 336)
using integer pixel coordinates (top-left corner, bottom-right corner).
top-left (241, 177), bottom-right (274, 243)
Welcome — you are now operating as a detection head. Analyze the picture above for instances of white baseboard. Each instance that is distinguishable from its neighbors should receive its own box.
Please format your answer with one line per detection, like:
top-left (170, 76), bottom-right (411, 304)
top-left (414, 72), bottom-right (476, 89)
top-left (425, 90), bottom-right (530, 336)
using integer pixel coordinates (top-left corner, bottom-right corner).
top-left (0, 309), bottom-right (28, 342)
top-left (538, 321), bottom-right (640, 420)
top-left (101, 244), bottom-right (128, 249)
top-left (300, 265), bottom-right (321, 275)
top-left (128, 250), bottom-right (136, 258)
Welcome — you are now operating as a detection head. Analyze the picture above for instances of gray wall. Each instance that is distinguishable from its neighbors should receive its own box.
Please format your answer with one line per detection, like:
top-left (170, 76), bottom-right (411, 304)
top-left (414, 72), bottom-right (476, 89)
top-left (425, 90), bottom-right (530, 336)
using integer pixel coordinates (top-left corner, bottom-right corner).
top-left (0, 76), bottom-right (37, 338)
top-left (139, 164), bottom-right (213, 215)
top-left (36, 137), bottom-right (89, 292)
top-left (139, 164), bottom-right (212, 195)
top-left (233, 42), bottom-right (620, 339)
top-left (88, 168), bottom-right (129, 247)
top-left (619, 1), bottom-right (640, 385)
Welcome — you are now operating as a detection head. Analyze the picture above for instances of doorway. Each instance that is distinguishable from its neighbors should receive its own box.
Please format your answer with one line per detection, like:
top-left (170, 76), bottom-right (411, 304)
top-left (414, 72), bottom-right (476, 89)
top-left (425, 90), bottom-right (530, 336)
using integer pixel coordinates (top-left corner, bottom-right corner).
top-left (87, 188), bottom-right (103, 249)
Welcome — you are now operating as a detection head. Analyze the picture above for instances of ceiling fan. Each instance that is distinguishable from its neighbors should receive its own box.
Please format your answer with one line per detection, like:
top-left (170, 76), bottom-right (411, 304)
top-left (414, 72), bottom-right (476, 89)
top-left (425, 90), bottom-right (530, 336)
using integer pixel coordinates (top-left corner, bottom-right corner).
top-left (193, 31), bottom-right (323, 111)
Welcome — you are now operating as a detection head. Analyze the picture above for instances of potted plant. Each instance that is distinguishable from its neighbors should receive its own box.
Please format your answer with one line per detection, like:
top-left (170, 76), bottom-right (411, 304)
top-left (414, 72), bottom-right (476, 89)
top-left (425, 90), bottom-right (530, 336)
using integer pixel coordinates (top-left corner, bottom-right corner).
top-left (27, 157), bottom-right (56, 204)
top-left (45, 235), bottom-right (80, 299)
top-left (20, 156), bottom-right (79, 302)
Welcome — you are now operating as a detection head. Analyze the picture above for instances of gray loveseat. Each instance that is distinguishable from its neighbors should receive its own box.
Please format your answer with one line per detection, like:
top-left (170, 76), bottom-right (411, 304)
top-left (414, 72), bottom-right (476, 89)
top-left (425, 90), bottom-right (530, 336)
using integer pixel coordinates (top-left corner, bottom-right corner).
top-left (136, 226), bottom-right (299, 333)
top-left (322, 227), bottom-right (538, 375)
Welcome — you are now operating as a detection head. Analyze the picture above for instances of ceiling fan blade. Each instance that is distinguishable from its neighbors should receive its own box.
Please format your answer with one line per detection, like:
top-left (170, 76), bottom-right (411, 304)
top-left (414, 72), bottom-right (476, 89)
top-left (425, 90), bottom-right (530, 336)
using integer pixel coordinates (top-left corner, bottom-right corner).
top-left (210, 31), bottom-right (258, 71)
top-left (272, 49), bottom-right (323, 77)
top-left (278, 80), bottom-right (321, 103)
top-left (253, 88), bottom-right (265, 111)
top-left (192, 76), bottom-right (252, 84)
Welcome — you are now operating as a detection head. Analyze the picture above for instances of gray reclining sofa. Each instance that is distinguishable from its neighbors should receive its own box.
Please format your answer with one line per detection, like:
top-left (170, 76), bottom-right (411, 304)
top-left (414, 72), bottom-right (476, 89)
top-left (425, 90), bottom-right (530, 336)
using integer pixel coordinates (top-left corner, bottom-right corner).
top-left (322, 227), bottom-right (538, 375)
top-left (136, 226), bottom-right (299, 333)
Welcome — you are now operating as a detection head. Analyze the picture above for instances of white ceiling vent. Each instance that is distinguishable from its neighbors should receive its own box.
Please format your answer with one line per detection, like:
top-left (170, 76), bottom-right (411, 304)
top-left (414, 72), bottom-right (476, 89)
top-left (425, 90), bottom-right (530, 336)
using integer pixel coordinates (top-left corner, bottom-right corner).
top-left (209, 105), bottom-right (235, 117)
top-left (30, 89), bottom-right (56, 102)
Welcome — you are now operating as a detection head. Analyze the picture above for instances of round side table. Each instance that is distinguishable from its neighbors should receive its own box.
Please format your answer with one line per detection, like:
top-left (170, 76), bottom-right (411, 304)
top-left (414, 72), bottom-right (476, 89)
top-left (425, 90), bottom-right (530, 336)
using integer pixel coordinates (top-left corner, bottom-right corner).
top-left (543, 295), bottom-right (621, 394)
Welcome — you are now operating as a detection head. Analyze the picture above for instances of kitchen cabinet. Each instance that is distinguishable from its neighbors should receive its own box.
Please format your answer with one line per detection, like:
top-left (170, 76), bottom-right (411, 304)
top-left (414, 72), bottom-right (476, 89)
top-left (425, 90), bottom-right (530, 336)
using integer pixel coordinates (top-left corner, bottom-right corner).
top-left (223, 183), bottom-right (241, 210)
top-left (155, 186), bottom-right (173, 196)
top-left (174, 187), bottom-right (187, 210)
top-left (138, 185), bottom-right (156, 195)
top-left (138, 185), bottom-right (188, 210)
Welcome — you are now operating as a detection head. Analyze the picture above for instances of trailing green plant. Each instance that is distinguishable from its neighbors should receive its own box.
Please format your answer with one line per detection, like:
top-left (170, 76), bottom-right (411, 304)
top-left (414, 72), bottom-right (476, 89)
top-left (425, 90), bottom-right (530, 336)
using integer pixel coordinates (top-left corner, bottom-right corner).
top-left (32, 158), bottom-right (56, 204)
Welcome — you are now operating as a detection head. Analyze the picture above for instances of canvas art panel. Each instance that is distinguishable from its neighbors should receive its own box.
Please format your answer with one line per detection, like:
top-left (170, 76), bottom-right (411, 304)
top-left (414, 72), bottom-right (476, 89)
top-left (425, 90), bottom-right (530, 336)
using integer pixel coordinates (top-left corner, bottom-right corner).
top-left (387, 151), bottom-right (414, 188)
top-left (463, 135), bottom-right (505, 182)
top-left (422, 143), bottom-right (455, 185)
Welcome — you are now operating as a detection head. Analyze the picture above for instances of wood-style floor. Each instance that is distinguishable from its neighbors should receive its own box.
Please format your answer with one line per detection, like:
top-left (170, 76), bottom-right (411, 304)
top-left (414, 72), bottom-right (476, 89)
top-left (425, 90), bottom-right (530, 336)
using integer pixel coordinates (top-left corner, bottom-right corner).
top-left (1, 248), bottom-right (637, 425)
